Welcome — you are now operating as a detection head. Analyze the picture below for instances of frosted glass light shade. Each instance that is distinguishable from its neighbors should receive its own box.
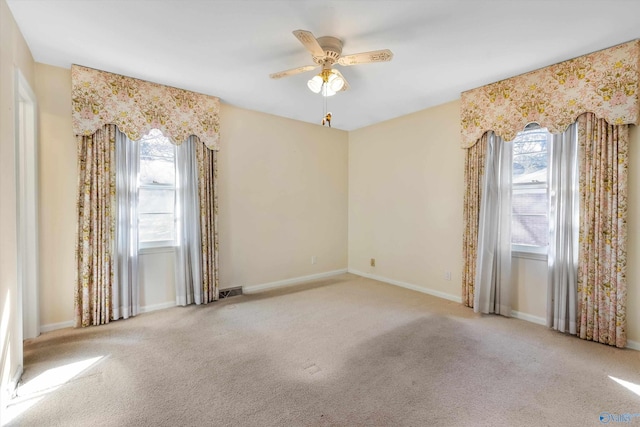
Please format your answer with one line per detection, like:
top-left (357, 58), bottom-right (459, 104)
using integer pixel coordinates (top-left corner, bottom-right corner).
top-left (307, 75), bottom-right (323, 93)
top-left (322, 85), bottom-right (336, 97)
top-left (327, 73), bottom-right (344, 92)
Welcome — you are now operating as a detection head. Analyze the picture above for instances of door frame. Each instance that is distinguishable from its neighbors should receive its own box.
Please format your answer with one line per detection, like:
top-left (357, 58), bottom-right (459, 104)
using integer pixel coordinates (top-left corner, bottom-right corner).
top-left (15, 68), bottom-right (39, 343)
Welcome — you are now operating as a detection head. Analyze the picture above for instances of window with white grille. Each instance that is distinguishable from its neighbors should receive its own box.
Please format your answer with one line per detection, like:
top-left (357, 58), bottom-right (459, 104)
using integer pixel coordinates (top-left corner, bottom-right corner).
top-left (511, 126), bottom-right (550, 255)
top-left (138, 129), bottom-right (176, 248)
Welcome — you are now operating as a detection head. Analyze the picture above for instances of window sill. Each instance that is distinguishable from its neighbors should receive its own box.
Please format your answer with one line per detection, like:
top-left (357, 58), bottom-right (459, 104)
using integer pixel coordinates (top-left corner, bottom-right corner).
top-left (139, 246), bottom-right (176, 255)
top-left (512, 251), bottom-right (547, 262)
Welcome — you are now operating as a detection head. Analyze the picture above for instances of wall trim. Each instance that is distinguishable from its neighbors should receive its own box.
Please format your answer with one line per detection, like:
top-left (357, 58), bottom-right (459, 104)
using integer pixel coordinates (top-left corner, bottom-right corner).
top-left (139, 302), bottom-right (175, 314)
top-left (40, 320), bottom-right (74, 333)
top-left (510, 310), bottom-right (546, 326)
top-left (627, 340), bottom-right (640, 351)
top-left (40, 301), bottom-right (176, 332)
top-left (243, 269), bottom-right (348, 294)
top-left (15, 67), bottom-right (41, 343)
top-left (348, 268), bottom-right (462, 303)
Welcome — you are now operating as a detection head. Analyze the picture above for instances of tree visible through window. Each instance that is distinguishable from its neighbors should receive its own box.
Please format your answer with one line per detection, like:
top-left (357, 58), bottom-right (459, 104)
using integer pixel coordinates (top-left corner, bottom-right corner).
top-left (511, 126), bottom-right (550, 254)
top-left (138, 129), bottom-right (176, 247)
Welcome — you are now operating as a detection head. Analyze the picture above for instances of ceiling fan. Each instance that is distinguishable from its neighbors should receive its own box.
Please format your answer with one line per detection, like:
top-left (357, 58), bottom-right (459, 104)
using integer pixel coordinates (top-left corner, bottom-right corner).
top-left (269, 30), bottom-right (393, 96)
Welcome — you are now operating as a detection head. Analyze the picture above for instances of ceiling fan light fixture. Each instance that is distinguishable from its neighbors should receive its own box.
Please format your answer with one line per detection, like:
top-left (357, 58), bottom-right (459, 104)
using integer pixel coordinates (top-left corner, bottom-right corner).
top-left (307, 75), bottom-right (323, 93)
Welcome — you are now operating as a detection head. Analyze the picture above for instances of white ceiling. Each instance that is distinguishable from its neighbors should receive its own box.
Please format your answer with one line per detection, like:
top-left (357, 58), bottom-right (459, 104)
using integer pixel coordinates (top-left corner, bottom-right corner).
top-left (6, 0), bottom-right (640, 131)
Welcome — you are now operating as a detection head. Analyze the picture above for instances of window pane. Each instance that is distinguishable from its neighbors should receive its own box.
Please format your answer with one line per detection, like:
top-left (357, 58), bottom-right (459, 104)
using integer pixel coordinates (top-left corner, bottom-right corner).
top-left (512, 189), bottom-right (548, 247)
top-left (140, 129), bottom-right (175, 159)
top-left (513, 129), bottom-right (548, 184)
top-left (140, 157), bottom-right (175, 185)
top-left (139, 188), bottom-right (175, 214)
top-left (511, 127), bottom-right (549, 250)
top-left (139, 129), bottom-right (175, 185)
top-left (138, 213), bottom-right (175, 243)
top-left (137, 129), bottom-right (176, 245)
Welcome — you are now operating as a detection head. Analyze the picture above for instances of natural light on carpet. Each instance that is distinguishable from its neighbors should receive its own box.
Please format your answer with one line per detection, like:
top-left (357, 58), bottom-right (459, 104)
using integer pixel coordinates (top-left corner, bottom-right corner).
top-left (2, 356), bottom-right (103, 426)
top-left (609, 376), bottom-right (640, 398)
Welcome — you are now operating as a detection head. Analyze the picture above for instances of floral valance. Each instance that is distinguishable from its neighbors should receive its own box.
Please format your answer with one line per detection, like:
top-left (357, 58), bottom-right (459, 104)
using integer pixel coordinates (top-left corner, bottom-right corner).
top-left (71, 65), bottom-right (220, 150)
top-left (460, 39), bottom-right (640, 148)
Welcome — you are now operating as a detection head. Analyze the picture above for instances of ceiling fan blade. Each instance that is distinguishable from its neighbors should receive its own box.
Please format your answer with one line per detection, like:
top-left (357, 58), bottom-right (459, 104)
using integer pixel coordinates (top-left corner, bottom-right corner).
top-left (338, 49), bottom-right (393, 66)
top-left (292, 30), bottom-right (325, 57)
top-left (269, 65), bottom-right (319, 79)
top-left (332, 69), bottom-right (350, 92)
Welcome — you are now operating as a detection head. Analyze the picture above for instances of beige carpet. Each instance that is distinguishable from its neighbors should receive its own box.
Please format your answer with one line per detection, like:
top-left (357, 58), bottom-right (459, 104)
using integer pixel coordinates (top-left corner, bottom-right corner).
top-left (6, 273), bottom-right (640, 426)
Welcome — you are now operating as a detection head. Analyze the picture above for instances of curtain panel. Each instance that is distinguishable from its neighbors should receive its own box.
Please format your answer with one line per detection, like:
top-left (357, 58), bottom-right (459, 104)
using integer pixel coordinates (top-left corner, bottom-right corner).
top-left (174, 136), bottom-right (219, 305)
top-left (196, 141), bottom-right (219, 303)
top-left (577, 113), bottom-right (629, 348)
top-left (547, 123), bottom-right (580, 335)
top-left (462, 133), bottom-right (487, 307)
top-left (113, 130), bottom-right (140, 321)
top-left (75, 125), bottom-right (118, 327)
top-left (473, 132), bottom-right (512, 316)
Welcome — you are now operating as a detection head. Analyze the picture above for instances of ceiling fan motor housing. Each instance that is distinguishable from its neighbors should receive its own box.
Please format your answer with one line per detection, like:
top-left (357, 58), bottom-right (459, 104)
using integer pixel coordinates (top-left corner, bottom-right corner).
top-left (314, 36), bottom-right (343, 65)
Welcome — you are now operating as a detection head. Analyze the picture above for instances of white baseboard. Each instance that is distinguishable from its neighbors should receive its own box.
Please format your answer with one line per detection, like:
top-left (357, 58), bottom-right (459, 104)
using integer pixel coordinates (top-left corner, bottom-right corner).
top-left (139, 302), bottom-right (175, 313)
top-left (511, 310), bottom-right (546, 326)
top-left (243, 269), bottom-right (348, 294)
top-left (40, 320), bottom-right (74, 333)
top-left (348, 268), bottom-right (462, 303)
top-left (40, 301), bottom-right (176, 333)
top-left (626, 340), bottom-right (640, 351)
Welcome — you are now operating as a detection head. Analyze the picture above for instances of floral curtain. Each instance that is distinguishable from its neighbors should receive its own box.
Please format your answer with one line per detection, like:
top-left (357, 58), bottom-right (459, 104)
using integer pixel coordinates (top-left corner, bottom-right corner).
top-left (73, 66), bottom-right (221, 327)
top-left (460, 39), bottom-right (639, 148)
top-left (196, 141), bottom-right (219, 303)
top-left (577, 113), bottom-right (628, 348)
top-left (462, 133), bottom-right (487, 307)
top-left (75, 125), bottom-right (117, 327)
top-left (71, 65), bottom-right (221, 151)
top-left (460, 40), bottom-right (635, 348)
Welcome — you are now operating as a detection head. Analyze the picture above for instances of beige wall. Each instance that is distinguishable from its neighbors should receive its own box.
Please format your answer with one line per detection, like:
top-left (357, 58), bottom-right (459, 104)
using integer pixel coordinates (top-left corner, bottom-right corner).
top-left (34, 64), bottom-right (349, 326)
top-left (0, 0), bottom-right (35, 408)
top-left (511, 257), bottom-right (547, 321)
top-left (348, 100), bottom-right (465, 299)
top-left (138, 250), bottom-right (176, 309)
top-left (348, 100), bottom-right (640, 345)
top-left (218, 104), bottom-right (349, 288)
top-left (35, 63), bottom-right (75, 327)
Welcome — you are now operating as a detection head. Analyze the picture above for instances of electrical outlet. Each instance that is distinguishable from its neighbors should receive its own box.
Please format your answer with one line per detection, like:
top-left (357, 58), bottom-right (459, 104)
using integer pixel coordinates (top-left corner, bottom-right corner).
top-left (311, 256), bottom-right (317, 265)
top-left (445, 271), bottom-right (451, 281)
top-left (370, 258), bottom-right (376, 267)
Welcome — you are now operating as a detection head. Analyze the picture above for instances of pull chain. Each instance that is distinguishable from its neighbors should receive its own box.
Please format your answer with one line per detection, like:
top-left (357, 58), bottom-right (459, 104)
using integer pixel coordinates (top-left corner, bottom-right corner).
top-left (321, 84), bottom-right (332, 127)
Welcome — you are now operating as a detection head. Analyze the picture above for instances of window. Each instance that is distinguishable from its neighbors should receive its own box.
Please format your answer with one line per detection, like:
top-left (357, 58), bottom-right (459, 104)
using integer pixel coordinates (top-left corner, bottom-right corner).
top-left (511, 125), bottom-right (550, 256)
top-left (138, 129), bottom-right (176, 248)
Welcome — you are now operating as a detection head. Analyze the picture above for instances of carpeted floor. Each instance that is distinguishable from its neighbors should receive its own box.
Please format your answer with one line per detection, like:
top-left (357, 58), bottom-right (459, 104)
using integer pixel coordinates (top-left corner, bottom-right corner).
top-left (5, 273), bottom-right (640, 426)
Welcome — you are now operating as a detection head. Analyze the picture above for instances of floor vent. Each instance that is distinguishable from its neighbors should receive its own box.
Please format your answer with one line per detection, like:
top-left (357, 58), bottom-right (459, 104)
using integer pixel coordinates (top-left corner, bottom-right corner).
top-left (219, 287), bottom-right (243, 299)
